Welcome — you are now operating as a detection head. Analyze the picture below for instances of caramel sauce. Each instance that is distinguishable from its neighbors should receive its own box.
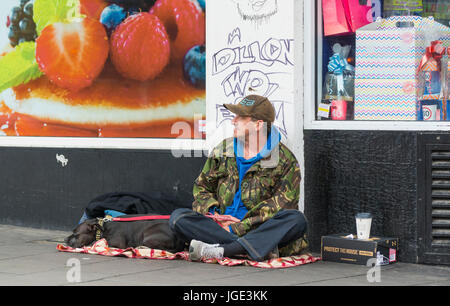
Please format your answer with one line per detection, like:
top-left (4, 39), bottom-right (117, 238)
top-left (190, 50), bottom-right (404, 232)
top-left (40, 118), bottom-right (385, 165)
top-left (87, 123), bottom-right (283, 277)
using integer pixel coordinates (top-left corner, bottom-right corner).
top-left (0, 102), bottom-right (198, 138)
top-left (13, 60), bottom-right (204, 109)
top-left (2, 60), bottom-right (205, 138)
top-left (13, 115), bottom-right (198, 138)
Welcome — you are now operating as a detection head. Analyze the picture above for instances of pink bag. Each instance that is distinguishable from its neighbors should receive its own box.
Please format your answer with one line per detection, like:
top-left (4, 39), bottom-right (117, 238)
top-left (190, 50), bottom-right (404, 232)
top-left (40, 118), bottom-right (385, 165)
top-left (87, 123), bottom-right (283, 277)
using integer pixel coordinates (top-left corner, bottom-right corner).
top-left (341, 0), bottom-right (373, 32)
top-left (322, 0), bottom-right (351, 36)
top-left (323, 0), bottom-right (373, 36)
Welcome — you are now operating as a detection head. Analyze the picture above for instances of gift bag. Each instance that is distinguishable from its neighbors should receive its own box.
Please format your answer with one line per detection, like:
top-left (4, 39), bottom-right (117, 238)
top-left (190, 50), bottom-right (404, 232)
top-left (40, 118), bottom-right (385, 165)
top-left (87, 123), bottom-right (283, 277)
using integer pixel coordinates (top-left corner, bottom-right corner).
top-left (446, 47), bottom-right (450, 119)
top-left (342, 0), bottom-right (374, 32)
top-left (323, 44), bottom-right (355, 102)
top-left (319, 43), bottom-right (355, 120)
top-left (323, 0), bottom-right (352, 36)
top-left (354, 16), bottom-right (450, 120)
top-left (417, 40), bottom-right (446, 100)
top-left (323, 0), bottom-right (373, 36)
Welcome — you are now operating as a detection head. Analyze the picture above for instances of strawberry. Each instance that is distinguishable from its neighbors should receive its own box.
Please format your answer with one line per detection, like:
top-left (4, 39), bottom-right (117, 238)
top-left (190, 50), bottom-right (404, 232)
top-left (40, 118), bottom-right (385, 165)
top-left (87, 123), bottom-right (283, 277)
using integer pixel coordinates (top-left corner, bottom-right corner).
top-left (110, 12), bottom-right (170, 81)
top-left (150, 0), bottom-right (205, 61)
top-left (36, 18), bottom-right (109, 92)
top-left (80, 0), bottom-right (109, 20)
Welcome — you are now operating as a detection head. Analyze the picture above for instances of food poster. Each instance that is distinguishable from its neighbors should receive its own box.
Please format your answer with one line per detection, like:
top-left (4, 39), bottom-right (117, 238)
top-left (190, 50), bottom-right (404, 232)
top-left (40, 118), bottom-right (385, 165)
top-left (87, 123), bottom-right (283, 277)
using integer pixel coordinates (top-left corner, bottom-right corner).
top-left (0, 0), bottom-right (206, 138)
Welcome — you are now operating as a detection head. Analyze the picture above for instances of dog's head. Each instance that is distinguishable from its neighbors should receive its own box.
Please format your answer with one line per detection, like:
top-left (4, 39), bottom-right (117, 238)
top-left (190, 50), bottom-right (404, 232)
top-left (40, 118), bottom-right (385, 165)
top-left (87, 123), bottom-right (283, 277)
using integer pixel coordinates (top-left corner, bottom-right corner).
top-left (65, 219), bottom-right (102, 248)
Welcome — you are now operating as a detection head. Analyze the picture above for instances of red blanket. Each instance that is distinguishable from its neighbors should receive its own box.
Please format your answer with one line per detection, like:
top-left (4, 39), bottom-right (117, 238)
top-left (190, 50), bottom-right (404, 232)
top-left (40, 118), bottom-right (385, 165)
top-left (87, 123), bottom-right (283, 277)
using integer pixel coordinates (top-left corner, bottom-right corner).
top-left (57, 239), bottom-right (320, 269)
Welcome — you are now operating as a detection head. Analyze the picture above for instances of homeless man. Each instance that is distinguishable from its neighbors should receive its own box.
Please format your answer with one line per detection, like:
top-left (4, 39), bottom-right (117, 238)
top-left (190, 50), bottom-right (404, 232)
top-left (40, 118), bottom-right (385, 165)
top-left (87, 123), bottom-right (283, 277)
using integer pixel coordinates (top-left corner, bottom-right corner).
top-left (169, 95), bottom-right (308, 262)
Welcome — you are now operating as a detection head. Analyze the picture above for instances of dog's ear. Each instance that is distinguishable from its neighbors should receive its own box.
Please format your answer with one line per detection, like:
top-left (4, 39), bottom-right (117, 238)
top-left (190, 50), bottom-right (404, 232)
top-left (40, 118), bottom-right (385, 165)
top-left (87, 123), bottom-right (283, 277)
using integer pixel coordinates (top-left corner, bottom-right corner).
top-left (79, 219), bottom-right (99, 232)
top-left (71, 221), bottom-right (87, 233)
top-left (89, 219), bottom-right (102, 231)
top-left (87, 218), bottom-right (105, 232)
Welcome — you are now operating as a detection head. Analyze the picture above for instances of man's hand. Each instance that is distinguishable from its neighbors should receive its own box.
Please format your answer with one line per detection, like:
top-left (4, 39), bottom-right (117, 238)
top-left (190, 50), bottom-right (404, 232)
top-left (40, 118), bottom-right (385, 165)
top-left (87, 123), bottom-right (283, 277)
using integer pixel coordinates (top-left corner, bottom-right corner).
top-left (220, 220), bottom-right (235, 232)
top-left (211, 212), bottom-right (239, 232)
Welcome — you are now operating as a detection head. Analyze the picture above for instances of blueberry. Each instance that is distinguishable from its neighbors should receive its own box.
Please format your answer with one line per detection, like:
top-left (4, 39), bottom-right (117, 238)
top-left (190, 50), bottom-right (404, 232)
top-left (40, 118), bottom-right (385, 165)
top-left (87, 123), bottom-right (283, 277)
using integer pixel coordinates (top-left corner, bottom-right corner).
top-left (100, 4), bottom-right (127, 35)
top-left (183, 45), bottom-right (206, 89)
top-left (197, 0), bottom-right (205, 11)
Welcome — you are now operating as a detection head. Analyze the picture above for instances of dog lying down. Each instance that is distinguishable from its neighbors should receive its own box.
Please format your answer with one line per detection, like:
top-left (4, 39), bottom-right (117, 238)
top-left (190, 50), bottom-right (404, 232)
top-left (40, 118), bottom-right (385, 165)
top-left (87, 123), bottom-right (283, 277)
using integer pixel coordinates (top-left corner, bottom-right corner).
top-left (65, 214), bottom-right (185, 253)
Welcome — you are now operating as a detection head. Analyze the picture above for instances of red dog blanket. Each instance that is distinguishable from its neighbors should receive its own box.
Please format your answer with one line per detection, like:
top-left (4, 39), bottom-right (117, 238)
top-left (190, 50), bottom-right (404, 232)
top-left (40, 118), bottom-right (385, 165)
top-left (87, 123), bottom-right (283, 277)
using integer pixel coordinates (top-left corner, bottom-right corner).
top-left (57, 239), bottom-right (320, 269)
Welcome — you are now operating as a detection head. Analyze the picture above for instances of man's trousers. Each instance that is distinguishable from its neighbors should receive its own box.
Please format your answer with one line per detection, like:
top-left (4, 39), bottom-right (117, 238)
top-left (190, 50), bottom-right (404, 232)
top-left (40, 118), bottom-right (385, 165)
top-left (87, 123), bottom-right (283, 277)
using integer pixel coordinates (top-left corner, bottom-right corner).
top-left (169, 208), bottom-right (307, 261)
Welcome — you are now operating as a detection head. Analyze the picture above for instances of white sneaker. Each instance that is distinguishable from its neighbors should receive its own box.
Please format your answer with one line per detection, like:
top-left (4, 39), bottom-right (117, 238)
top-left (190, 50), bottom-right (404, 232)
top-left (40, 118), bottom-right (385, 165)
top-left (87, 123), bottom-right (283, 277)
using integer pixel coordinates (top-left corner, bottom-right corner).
top-left (189, 239), bottom-right (224, 261)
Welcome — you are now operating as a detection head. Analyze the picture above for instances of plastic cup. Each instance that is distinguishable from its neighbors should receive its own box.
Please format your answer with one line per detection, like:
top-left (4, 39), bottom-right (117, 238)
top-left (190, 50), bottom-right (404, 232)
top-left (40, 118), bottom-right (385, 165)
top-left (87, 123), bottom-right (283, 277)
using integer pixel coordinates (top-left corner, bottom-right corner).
top-left (355, 213), bottom-right (372, 240)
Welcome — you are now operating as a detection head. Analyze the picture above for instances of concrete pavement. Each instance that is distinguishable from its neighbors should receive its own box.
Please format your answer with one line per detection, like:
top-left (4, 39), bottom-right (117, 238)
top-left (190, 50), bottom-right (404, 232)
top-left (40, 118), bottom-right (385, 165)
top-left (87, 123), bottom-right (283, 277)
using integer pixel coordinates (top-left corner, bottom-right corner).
top-left (0, 224), bottom-right (449, 287)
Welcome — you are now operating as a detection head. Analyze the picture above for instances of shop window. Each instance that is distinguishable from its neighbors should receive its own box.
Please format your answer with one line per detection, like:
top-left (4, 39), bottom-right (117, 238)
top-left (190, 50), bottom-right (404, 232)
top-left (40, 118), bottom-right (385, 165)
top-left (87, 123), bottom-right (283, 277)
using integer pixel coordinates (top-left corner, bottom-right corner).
top-left (312, 0), bottom-right (450, 123)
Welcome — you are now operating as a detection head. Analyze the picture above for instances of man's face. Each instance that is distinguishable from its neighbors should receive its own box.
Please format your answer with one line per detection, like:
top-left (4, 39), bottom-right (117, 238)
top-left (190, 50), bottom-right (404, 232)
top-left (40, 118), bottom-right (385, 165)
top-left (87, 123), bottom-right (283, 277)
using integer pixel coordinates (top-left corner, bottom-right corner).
top-left (232, 115), bottom-right (257, 140)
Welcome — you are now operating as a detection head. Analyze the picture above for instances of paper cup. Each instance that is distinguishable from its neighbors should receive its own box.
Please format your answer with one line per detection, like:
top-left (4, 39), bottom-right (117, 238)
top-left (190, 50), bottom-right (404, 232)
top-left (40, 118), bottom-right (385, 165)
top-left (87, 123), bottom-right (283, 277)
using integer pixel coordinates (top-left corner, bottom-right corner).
top-left (356, 213), bottom-right (372, 240)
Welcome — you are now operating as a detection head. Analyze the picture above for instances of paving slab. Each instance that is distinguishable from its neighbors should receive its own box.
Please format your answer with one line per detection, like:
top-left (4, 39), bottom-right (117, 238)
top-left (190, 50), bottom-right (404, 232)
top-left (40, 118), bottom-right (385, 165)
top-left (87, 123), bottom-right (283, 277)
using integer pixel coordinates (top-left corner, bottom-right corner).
top-left (0, 224), bottom-right (449, 287)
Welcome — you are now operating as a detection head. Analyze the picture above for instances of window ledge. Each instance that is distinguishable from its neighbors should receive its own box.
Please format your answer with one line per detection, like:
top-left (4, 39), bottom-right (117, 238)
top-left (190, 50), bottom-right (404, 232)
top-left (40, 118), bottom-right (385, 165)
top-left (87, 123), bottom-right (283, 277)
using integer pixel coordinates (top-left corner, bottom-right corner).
top-left (0, 137), bottom-right (207, 150)
top-left (305, 120), bottom-right (450, 131)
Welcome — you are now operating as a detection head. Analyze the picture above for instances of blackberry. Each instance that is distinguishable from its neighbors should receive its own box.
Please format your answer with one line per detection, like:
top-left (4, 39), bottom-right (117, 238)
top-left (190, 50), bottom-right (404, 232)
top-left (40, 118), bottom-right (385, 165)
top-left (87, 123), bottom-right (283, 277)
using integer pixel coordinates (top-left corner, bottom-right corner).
top-left (20, 0), bottom-right (30, 8)
top-left (106, 0), bottom-right (156, 11)
top-left (10, 7), bottom-right (23, 25)
top-left (7, 0), bottom-right (37, 47)
top-left (23, 2), bottom-right (33, 17)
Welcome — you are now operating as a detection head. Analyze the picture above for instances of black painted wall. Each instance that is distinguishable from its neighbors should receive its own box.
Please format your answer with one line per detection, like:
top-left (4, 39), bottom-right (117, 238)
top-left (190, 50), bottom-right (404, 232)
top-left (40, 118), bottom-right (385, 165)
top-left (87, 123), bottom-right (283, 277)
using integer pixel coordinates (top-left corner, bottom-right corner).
top-left (0, 147), bottom-right (206, 230)
top-left (3, 132), bottom-right (448, 264)
top-left (304, 130), bottom-right (419, 263)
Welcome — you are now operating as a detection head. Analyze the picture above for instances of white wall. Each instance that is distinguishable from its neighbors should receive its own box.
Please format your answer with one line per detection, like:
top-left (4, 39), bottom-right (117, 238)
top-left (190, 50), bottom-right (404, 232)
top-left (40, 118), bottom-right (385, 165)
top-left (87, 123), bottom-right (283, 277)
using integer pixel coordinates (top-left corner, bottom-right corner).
top-left (294, 0), bottom-right (305, 211)
top-left (206, 0), bottom-right (305, 210)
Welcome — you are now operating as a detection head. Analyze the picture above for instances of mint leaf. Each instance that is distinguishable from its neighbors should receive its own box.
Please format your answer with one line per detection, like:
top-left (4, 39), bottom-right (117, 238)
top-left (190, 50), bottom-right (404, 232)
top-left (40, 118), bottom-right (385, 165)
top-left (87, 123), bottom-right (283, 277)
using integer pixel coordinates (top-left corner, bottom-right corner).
top-left (0, 42), bottom-right (43, 93)
top-left (34, 0), bottom-right (82, 35)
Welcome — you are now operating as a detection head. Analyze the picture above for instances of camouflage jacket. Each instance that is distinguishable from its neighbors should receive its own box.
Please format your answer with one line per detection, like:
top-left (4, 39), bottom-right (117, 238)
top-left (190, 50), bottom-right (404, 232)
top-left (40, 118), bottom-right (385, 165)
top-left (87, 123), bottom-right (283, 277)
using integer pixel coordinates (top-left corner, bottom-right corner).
top-left (192, 137), bottom-right (309, 256)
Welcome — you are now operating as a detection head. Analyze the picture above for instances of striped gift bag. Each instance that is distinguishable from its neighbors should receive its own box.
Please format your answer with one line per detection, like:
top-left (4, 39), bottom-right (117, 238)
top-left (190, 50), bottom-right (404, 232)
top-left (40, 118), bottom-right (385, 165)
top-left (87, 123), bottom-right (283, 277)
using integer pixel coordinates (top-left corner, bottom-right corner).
top-left (354, 16), bottom-right (450, 120)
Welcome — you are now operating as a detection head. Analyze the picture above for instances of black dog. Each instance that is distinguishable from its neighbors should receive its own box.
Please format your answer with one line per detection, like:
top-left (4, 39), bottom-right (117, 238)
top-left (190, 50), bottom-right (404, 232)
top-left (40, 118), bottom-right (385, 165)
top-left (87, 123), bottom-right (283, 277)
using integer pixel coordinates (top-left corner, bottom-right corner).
top-left (65, 214), bottom-right (185, 253)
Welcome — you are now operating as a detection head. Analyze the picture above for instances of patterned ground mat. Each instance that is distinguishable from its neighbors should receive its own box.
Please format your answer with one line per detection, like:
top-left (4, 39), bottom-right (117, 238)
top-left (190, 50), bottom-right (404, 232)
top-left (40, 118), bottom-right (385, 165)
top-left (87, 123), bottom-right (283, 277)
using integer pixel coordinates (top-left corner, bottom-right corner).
top-left (57, 239), bottom-right (321, 269)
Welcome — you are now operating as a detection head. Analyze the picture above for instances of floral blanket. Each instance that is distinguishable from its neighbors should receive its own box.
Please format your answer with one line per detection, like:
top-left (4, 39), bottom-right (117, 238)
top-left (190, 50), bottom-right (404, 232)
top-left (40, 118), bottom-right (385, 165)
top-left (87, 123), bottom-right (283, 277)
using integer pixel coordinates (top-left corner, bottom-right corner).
top-left (57, 239), bottom-right (320, 269)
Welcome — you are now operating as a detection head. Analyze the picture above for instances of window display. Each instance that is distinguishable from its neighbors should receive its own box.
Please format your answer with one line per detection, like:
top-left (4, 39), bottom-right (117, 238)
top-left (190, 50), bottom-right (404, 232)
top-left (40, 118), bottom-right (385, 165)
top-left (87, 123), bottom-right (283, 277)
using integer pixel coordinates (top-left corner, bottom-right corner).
top-left (317, 0), bottom-right (450, 122)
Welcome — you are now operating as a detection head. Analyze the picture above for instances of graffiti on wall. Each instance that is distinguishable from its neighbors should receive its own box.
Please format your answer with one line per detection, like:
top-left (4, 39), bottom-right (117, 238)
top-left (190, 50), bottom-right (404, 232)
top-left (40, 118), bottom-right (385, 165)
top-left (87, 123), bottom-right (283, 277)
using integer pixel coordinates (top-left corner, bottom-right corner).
top-left (212, 26), bottom-right (294, 137)
top-left (230, 0), bottom-right (279, 26)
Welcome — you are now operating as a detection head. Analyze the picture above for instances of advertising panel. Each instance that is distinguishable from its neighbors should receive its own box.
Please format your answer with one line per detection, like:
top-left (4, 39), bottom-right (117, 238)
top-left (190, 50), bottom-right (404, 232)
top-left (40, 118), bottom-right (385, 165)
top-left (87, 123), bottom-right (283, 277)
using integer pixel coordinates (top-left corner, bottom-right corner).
top-left (0, 0), bottom-right (206, 139)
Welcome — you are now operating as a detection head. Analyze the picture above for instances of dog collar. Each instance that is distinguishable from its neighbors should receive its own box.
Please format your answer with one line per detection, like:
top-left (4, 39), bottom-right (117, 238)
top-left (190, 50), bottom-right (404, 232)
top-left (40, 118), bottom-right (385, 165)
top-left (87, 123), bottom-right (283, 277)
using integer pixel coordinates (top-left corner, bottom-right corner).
top-left (95, 216), bottom-right (113, 241)
top-left (95, 218), bottom-right (104, 241)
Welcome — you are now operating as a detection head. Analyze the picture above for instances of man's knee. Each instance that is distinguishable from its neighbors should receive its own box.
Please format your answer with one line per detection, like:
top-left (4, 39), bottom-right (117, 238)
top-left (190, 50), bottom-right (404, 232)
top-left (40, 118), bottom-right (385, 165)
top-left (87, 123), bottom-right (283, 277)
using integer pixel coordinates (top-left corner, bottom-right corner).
top-left (169, 208), bottom-right (195, 231)
top-left (277, 209), bottom-right (307, 233)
